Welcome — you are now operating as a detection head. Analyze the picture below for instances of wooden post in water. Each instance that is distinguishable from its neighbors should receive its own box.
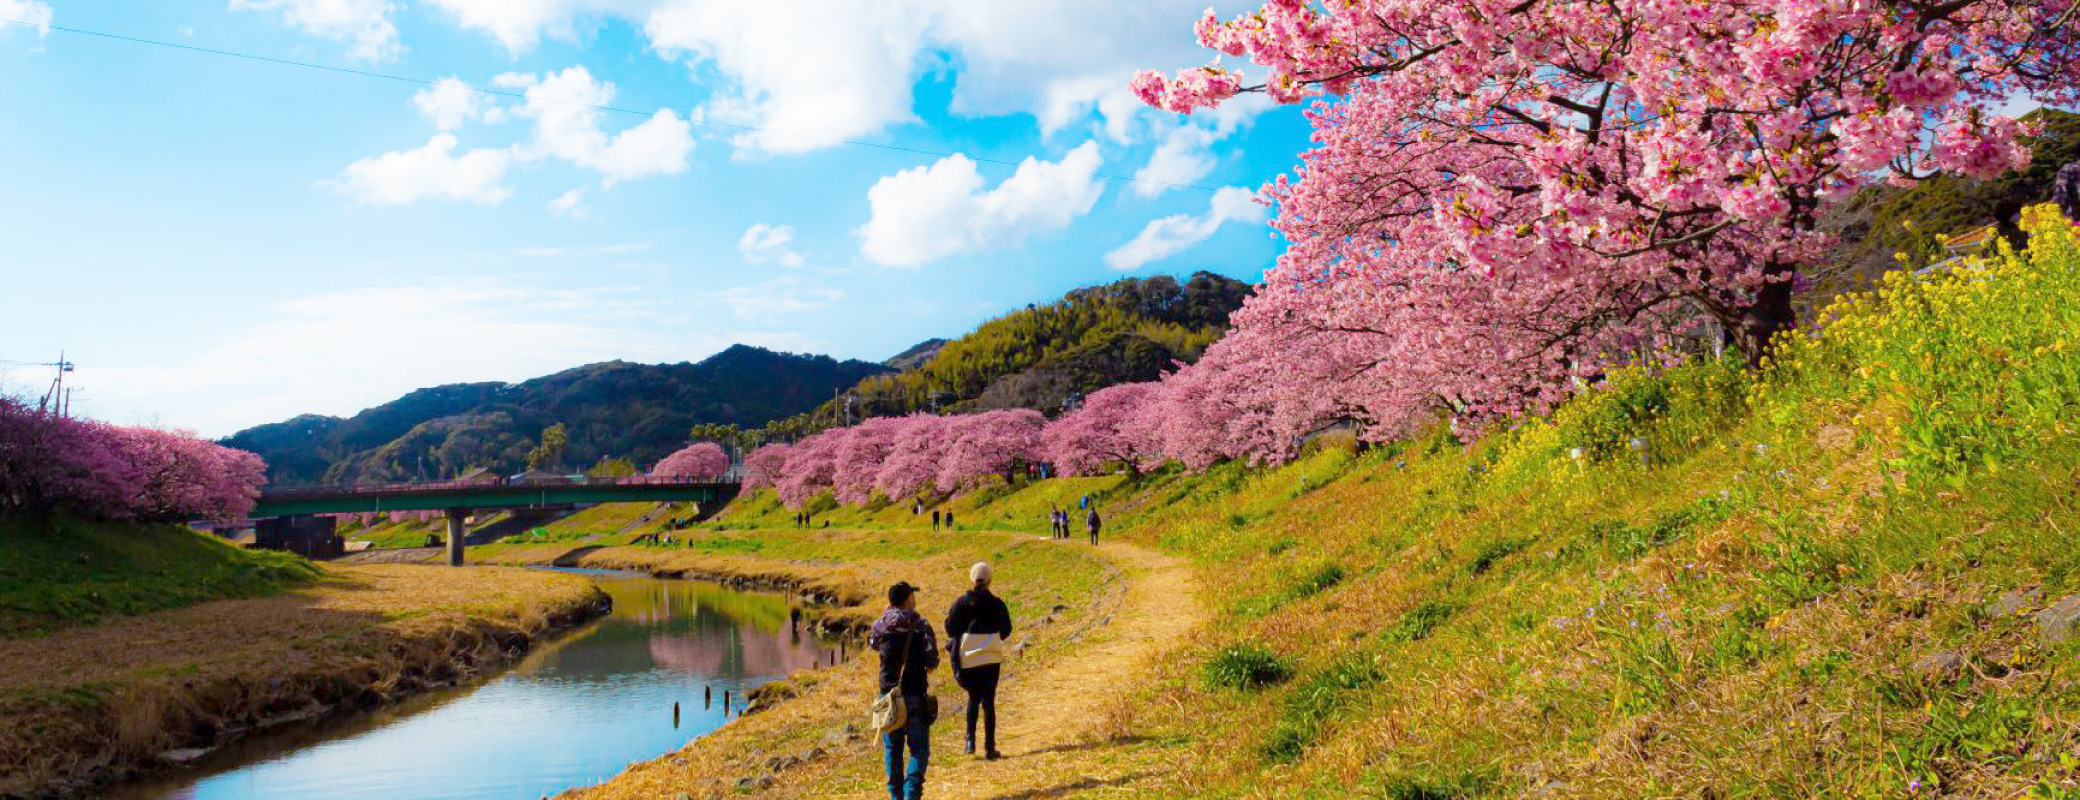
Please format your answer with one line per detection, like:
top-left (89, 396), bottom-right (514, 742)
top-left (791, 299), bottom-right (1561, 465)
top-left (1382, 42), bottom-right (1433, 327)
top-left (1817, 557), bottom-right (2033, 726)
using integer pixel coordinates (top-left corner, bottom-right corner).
top-left (673, 701), bottom-right (680, 729)
top-left (704, 686), bottom-right (711, 709)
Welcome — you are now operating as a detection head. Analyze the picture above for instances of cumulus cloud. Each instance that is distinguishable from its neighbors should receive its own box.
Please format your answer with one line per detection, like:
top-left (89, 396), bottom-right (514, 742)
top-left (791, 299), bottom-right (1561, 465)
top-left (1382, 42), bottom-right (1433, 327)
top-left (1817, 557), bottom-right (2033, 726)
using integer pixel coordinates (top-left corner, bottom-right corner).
top-left (230, 0), bottom-right (400, 62)
top-left (0, 0), bottom-right (53, 35)
top-left (860, 141), bottom-right (1106, 267)
top-left (333, 133), bottom-right (512, 204)
top-left (414, 0), bottom-right (1258, 155)
top-left (738, 223), bottom-right (804, 267)
top-left (511, 66), bottom-right (694, 185)
top-left (1131, 95), bottom-right (1272, 197)
top-left (548, 188), bottom-right (589, 218)
top-left (1105, 186), bottom-right (1266, 271)
top-left (413, 77), bottom-right (491, 130)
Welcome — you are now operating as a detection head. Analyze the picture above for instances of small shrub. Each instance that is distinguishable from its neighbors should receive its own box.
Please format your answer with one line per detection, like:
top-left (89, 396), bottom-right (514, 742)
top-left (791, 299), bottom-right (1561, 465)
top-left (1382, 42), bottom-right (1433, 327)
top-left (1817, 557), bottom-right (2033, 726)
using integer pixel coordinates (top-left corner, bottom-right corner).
top-left (1382, 600), bottom-right (1460, 643)
top-left (1467, 536), bottom-right (1532, 574)
top-left (1293, 562), bottom-right (1347, 598)
top-left (1261, 654), bottom-right (1385, 762)
top-left (1204, 643), bottom-right (1293, 690)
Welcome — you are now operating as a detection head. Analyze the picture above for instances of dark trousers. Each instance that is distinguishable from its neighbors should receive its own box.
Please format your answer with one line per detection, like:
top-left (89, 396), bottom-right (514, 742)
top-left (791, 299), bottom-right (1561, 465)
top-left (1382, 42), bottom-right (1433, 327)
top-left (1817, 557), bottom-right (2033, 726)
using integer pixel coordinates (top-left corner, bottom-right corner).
top-left (961, 664), bottom-right (1001, 752)
top-left (883, 695), bottom-right (930, 800)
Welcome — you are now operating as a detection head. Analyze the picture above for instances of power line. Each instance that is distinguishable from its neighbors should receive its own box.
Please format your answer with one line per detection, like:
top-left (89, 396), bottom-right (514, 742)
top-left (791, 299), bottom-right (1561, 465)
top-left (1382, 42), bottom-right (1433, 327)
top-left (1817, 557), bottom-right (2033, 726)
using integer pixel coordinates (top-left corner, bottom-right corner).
top-left (0, 17), bottom-right (1220, 194)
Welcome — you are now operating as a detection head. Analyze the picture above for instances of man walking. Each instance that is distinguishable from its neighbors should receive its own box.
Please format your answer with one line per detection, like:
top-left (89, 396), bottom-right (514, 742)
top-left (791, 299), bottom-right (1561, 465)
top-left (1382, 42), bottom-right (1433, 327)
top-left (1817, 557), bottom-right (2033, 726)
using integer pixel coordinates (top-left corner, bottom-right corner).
top-left (871, 582), bottom-right (938, 800)
top-left (1085, 507), bottom-right (1102, 546)
top-left (931, 509), bottom-right (941, 531)
top-left (945, 562), bottom-right (1012, 759)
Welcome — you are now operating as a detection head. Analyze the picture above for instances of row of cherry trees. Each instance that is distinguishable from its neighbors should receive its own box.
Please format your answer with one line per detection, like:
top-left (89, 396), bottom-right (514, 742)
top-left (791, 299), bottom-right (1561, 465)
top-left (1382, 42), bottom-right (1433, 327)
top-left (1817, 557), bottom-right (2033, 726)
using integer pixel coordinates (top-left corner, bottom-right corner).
top-left (736, 410), bottom-right (1046, 508)
top-left (0, 397), bottom-right (267, 521)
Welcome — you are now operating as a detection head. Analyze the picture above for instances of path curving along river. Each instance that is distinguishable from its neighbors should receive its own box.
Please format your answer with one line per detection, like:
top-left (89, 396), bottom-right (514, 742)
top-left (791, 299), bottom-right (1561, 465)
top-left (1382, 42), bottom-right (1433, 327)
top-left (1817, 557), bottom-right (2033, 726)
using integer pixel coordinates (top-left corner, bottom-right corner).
top-left (104, 569), bottom-right (836, 800)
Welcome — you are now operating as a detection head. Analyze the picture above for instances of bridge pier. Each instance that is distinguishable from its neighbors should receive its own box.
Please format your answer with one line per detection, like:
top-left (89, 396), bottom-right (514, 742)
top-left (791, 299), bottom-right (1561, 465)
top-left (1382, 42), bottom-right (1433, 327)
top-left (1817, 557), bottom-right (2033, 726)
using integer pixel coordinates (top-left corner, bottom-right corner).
top-left (445, 508), bottom-right (467, 566)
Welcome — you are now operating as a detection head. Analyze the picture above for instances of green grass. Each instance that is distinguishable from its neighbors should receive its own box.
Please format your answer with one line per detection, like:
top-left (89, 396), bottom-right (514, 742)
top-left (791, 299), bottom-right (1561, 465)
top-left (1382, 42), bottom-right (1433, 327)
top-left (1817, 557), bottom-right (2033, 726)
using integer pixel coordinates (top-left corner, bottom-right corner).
top-left (0, 514), bottom-right (319, 638)
top-left (1204, 643), bottom-right (1293, 690)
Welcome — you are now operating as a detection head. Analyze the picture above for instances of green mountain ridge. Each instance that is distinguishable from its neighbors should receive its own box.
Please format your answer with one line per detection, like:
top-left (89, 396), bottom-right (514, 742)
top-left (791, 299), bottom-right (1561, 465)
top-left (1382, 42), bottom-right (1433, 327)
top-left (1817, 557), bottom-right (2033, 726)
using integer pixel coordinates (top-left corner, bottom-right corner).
top-left (222, 345), bottom-right (892, 485)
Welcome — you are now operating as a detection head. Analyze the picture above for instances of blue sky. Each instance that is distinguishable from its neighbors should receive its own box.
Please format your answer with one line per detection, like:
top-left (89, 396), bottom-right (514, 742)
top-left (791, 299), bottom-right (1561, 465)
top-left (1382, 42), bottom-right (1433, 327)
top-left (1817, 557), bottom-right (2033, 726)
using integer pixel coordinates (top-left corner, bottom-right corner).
top-left (0, 0), bottom-right (1309, 436)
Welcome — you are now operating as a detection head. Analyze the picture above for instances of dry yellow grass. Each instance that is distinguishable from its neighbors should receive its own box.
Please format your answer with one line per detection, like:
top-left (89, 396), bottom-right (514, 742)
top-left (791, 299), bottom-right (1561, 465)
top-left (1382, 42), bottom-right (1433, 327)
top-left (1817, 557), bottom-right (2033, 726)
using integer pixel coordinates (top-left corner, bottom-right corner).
top-left (0, 564), bottom-right (604, 797)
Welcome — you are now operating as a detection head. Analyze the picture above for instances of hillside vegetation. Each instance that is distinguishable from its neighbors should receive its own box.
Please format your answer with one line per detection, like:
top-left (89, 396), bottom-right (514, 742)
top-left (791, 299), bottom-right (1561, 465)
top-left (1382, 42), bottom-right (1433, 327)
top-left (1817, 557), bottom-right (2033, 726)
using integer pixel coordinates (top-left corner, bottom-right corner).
top-left (703, 207), bottom-right (2080, 796)
top-left (768, 272), bottom-right (1250, 437)
top-left (223, 345), bottom-right (890, 485)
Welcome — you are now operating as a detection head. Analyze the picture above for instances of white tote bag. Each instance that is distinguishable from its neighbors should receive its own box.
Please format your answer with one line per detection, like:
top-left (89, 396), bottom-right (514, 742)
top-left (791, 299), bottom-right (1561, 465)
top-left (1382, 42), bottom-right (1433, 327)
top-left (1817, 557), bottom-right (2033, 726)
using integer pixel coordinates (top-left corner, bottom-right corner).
top-left (959, 632), bottom-right (1006, 667)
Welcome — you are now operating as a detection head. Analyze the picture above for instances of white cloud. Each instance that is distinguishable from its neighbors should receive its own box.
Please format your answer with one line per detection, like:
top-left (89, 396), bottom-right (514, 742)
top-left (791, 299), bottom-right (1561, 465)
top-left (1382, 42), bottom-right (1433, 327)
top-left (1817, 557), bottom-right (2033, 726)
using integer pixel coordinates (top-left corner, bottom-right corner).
top-left (421, 0), bottom-right (614, 53)
top-left (0, 0), bottom-right (52, 35)
top-left (415, 0), bottom-right (1258, 155)
top-left (333, 133), bottom-right (512, 204)
top-left (413, 77), bottom-right (490, 130)
top-left (229, 0), bottom-right (400, 62)
top-left (738, 223), bottom-right (804, 267)
top-left (708, 277), bottom-right (842, 319)
top-left (1131, 95), bottom-right (1272, 197)
top-left (860, 141), bottom-right (1106, 267)
top-left (512, 66), bottom-right (694, 185)
top-left (1106, 186), bottom-right (1265, 271)
top-left (548, 188), bottom-right (589, 218)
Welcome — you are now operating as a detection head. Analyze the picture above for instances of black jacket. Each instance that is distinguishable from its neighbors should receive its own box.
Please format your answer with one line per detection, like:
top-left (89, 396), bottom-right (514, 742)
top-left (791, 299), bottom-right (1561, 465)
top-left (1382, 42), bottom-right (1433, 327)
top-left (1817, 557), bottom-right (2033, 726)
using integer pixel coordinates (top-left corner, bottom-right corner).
top-left (869, 607), bottom-right (938, 696)
top-left (944, 587), bottom-right (1012, 669)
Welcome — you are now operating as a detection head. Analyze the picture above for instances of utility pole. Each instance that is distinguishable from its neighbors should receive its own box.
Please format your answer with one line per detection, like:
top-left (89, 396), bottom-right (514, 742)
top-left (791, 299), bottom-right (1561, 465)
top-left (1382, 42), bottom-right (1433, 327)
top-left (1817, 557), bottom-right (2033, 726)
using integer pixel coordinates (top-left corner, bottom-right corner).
top-left (34, 353), bottom-right (75, 416)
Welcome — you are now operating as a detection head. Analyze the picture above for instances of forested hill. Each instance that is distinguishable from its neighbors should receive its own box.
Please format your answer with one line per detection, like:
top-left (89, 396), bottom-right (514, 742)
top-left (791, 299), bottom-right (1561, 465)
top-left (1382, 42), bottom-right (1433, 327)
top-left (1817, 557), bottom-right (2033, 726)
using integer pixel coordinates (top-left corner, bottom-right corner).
top-left (771, 271), bottom-right (1252, 437)
top-left (222, 345), bottom-right (891, 485)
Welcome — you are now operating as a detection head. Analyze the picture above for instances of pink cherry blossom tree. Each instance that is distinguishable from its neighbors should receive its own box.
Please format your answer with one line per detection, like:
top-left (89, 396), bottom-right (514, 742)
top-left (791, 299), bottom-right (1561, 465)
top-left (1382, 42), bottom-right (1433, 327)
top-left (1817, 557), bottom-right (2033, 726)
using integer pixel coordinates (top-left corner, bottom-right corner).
top-left (1136, 0), bottom-right (2079, 434)
top-left (831, 416), bottom-right (906, 505)
top-left (874, 414), bottom-right (950, 501)
top-left (743, 442), bottom-right (794, 490)
top-left (652, 441), bottom-right (731, 480)
top-left (0, 397), bottom-right (266, 521)
top-left (775, 429), bottom-right (844, 509)
top-left (1042, 382), bottom-right (1163, 476)
top-left (935, 409), bottom-right (1045, 492)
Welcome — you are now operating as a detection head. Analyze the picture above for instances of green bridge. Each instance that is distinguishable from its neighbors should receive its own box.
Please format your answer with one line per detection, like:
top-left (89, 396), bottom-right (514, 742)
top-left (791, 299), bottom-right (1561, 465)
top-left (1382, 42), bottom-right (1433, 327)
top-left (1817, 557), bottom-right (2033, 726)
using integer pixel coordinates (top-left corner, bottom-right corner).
top-left (250, 478), bottom-right (739, 565)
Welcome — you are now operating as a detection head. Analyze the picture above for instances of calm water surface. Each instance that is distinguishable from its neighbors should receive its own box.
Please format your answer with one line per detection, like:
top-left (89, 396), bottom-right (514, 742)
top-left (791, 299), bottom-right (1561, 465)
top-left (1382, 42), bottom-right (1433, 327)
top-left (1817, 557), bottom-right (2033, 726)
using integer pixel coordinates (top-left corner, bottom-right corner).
top-left (107, 570), bottom-right (832, 800)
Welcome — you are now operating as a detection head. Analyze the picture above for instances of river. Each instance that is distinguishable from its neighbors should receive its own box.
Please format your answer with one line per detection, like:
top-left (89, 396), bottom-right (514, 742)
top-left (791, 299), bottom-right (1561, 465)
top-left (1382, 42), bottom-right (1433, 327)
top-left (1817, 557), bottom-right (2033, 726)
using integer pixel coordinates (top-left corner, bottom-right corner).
top-left (105, 570), bottom-right (834, 800)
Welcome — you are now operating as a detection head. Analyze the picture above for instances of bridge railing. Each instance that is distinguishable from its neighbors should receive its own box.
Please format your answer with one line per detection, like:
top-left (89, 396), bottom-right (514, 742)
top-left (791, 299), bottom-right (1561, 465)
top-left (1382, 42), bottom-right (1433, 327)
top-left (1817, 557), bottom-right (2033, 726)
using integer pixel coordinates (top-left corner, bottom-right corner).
top-left (260, 474), bottom-right (739, 500)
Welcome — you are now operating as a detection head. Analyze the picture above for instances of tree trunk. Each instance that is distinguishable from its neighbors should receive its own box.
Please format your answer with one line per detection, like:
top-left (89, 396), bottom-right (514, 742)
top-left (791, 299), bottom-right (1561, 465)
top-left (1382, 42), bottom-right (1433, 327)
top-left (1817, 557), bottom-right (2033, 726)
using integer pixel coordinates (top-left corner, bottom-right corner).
top-left (1735, 274), bottom-right (1799, 368)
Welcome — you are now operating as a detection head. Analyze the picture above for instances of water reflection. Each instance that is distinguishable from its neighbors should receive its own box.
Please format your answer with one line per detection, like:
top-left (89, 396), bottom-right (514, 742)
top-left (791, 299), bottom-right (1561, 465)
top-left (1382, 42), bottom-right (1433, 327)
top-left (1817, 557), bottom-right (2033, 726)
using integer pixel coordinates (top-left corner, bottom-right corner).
top-left (112, 573), bottom-right (830, 800)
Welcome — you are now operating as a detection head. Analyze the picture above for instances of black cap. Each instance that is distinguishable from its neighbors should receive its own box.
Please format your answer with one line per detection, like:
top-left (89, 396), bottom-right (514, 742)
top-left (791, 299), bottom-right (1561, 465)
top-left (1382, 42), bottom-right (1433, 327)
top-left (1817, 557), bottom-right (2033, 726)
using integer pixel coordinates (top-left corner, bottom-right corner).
top-left (888, 581), bottom-right (918, 606)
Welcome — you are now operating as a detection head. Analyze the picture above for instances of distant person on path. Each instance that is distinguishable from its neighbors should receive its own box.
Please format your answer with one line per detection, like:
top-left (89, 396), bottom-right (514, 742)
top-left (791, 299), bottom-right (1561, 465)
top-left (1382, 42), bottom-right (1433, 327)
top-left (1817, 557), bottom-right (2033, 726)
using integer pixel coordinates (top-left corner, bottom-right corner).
top-left (931, 509), bottom-right (941, 531)
top-left (945, 562), bottom-right (1012, 759)
top-left (1080, 494), bottom-right (1089, 510)
top-left (944, 511), bottom-right (955, 530)
top-left (871, 582), bottom-right (939, 800)
top-left (1085, 508), bottom-right (1101, 546)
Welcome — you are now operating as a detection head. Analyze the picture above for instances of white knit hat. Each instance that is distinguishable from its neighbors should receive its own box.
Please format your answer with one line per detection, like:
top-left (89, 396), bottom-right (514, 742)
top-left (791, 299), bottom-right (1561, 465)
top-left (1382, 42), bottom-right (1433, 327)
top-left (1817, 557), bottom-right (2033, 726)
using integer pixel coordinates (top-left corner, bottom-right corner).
top-left (970, 562), bottom-right (993, 584)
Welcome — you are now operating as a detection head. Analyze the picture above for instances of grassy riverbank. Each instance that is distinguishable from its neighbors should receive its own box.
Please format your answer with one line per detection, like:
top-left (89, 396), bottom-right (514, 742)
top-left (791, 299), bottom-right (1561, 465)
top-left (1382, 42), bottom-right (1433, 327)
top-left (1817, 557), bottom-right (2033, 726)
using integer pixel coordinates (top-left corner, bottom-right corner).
top-left (0, 514), bottom-right (319, 639)
top-left (0, 562), bottom-right (604, 797)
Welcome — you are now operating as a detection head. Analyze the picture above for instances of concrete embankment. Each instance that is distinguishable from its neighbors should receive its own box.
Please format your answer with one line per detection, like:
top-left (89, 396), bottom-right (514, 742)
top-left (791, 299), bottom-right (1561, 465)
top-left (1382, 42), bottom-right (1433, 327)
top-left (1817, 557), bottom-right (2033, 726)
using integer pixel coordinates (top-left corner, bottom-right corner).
top-left (0, 564), bottom-right (606, 798)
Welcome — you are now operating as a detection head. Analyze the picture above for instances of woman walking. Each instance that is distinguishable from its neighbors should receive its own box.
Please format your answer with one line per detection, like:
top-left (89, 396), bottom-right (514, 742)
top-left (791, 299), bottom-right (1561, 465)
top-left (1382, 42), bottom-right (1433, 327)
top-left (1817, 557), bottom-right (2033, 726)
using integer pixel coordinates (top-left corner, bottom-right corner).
top-left (945, 562), bottom-right (1012, 760)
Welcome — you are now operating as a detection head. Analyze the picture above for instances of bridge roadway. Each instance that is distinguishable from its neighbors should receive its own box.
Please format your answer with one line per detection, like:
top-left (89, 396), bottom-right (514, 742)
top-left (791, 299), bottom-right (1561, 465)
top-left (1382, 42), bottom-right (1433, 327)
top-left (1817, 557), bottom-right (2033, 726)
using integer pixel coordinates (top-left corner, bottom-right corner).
top-left (250, 477), bottom-right (739, 566)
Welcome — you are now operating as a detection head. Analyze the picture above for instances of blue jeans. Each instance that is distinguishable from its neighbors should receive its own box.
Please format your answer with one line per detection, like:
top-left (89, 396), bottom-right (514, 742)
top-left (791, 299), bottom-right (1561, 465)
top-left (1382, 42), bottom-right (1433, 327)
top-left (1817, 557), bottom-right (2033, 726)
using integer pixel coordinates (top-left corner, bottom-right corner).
top-left (883, 696), bottom-right (931, 800)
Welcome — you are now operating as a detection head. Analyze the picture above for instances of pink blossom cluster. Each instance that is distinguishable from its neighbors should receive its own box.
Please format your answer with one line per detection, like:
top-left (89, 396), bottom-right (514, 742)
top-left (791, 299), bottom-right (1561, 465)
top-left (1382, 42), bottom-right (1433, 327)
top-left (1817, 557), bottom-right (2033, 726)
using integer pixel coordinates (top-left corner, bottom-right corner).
top-left (743, 409), bottom-right (1046, 509)
top-left (1123, 0), bottom-right (2075, 444)
top-left (650, 441), bottom-right (730, 480)
top-left (0, 396), bottom-right (267, 521)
